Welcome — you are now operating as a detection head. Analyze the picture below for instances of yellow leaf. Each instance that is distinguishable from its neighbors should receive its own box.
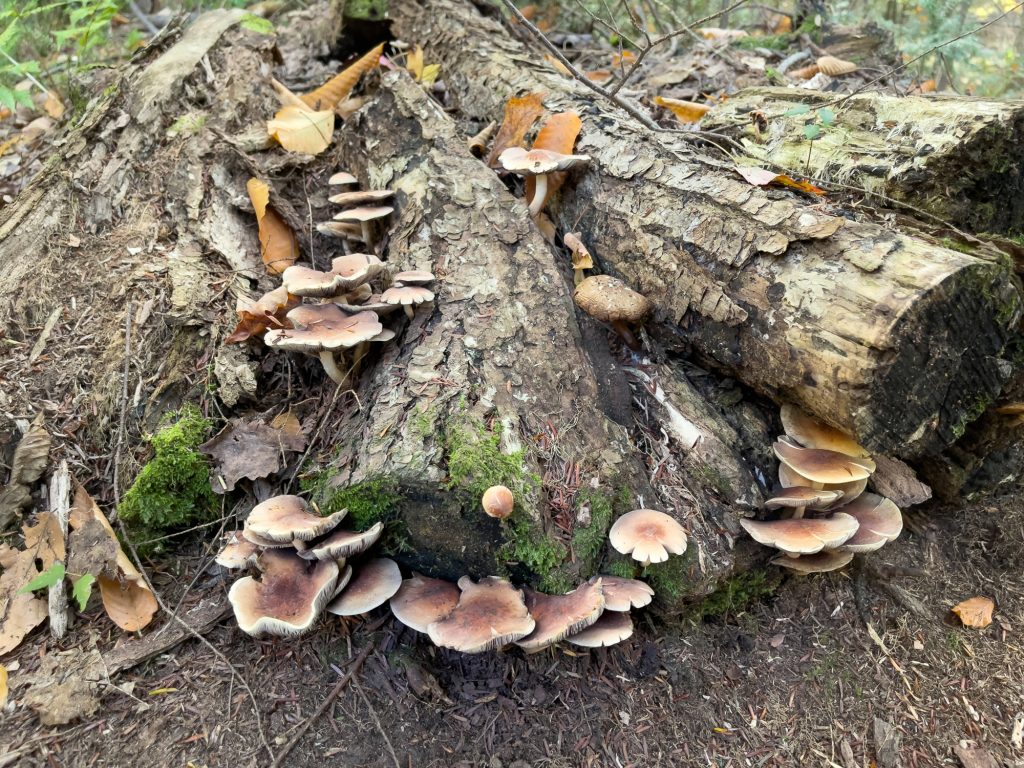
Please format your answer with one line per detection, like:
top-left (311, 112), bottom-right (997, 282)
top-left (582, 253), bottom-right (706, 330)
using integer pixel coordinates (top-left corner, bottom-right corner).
top-left (246, 178), bottom-right (299, 275)
top-left (544, 54), bottom-right (571, 76)
top-left (420, 63), bottom-right (441, 86)
top-left (406, 46), bottom-right (424, 80)
top-left (952, 596), bottom-right (994, 629)
top-left (486, 92), bottom-right (545, 168)
top-left (301, 43), bottom-right (384, 111)
top-left (267, 105), bottom-right (334, 155)
top-left (654, 96), bottom-right (710, 123)
top-left (42, 91), bottom-right (64, 120)
top-left (147, 687), bottom-right (178, 696)
top-left (0, 664), bottom-right (7, 708)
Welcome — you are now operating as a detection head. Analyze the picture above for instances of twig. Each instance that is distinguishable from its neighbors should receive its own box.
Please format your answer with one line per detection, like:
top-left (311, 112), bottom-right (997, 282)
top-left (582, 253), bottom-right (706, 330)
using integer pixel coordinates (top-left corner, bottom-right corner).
top-left (112, 304), bottom-right (132, 505)
top-left (270, 644), bottom-right (373, 768)
top-left (0, 50), bottom-right (49, 95)
top-left (48, 460), bottom-right (72, 639)
top-left (354, 676), bottom-right (402, 768)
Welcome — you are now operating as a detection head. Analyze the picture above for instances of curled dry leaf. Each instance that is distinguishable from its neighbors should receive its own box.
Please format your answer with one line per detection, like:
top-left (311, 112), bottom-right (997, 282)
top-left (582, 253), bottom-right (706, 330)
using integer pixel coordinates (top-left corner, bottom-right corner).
top-left (199, 414), bottom-right (307, 493)
top-left (301, 43), bottom-right (385, 111)
top-left (486, 92), bottom-right (545, 168)
top-left (654, 96), bottom-right (711, 124)
top-left (267, 105), bottom-right (335, 155)
top-left (467, 120), bottom-right (497, 157)
top-left (525, 111), bottom-right (582, 209)
top-left (952, 596), bottom-right (994, 629)
top-left (246, 178), bottom-right (299, 275)
top-left (735, 166), bottom-right (825, 195)
top-left (10, 413), bottom-right (51, 486)
top-left (226, 285), bottom-right (300, 344)
top-left (788, 64), bottom-right (820, 80)
top-left (0, 543), bottom-right (49, 655)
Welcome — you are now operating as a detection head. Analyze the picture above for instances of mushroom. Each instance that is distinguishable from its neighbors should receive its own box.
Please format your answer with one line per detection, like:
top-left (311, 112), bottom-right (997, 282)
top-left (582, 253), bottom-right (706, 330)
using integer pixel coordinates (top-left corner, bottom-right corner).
top-left (739, 513), bottom-right (859, 555)
top-left (241, 529), bottom-right (297, 548)
top-left (565, 610), bottom-right (633, 648)
top-left (333, 295), bottom-right (402, 316)
top-left (244, 494), bottom-right (347, 544)
top-left (317, 221), bottom-right (365, 241)
top-left (816, 55), bottom-right (858, 76)
top-left (563, 232), bottom-right (593, 286)
top-left (333, 206), bottom-right (394, 251)
top-left (773, 438), bottom-right (875, 509)
top-left (281, 265), bottom-right (350, 298)
top-left (764, 486), bottom-right (844, 512)
top-left (381, 284), bottom-right (434, 320)
top-left (215, 532), bottom-right (260, 569)
top-left (779, 462), bottom-right (867, 509)
top-left (780, 405), bottom-right (870, 458)
top-left (515, 579), bottom-right (606, 652)
top-left (837, 493), bottom-right (903, 553)
top-left (392, 270), bottom-right (435, 285)
top-left (390, 573), bottom-right (461, 633)
top-left (328, 190), bottom-right (395, 206)
top-left (228, 549), bottom-right (340, 637)
top-left (331, 253), bottom-right (384, 281)
top-left (329, 171), bottom-right (358, 186)
top-left (326, 557), bottom-right (403, 616)
top-left (426, 576), bottom-right (535, 653)
top-left (264, 306), bottom-right (383, 384)
top-left (771, 549), bottom-right (855, 574)
top-left (599, 576), bottom-right (655, 611)
top-left (573, 275), bottom-right (652, 351)
top-left (498, 147), bottom-right (591, 217)
top-left (481, 485), bottom-right (514, 519)
top-left (609, 508), bottom-right (687, 566)
top-left (293, 521), bottom-right (384, 560)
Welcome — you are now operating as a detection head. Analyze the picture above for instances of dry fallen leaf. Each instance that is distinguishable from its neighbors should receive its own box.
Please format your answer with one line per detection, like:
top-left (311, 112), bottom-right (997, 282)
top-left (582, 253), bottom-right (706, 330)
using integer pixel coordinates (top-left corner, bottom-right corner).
top-left (654, 96), bottom-right (711, 123)
top-left (10, 413), bottom-right (51, 486)
top-left (22, 645), bottom-right (103, 726)
top-left (246, 178), bottom-right (299, 275)
top-left (22, 512), bottom-right (66, 571)
top-left (0, 543), bottom-right (49, 655)
top-left (226, 285), bottom-right (299, 343)
top-left (267, 105), bottom-right (335, 155)
top-left (735, 166), bottom-right (826, 195)
top-left (543, 54), bottom-right (571, 76)
top-left (42, 91), bottom-right (64, 120)
top-left (301, 43), bottom-right (385, 111)
top-left (699, 27), bottom-right (748, 42)
top-left (952, 596), bottom-right (994, 629)
top-left (525, 111), bottom-right (583, 210)
top-left (199, 415), bottom-right (307, 493)
top-left (486, 92), bottom-right (545, 168)
top-left (0, 663), bottom-right (7, 708)
top-left (870, 455), bottom-right (932, 508)
top-left (788, 64), bottom-right (820, 80)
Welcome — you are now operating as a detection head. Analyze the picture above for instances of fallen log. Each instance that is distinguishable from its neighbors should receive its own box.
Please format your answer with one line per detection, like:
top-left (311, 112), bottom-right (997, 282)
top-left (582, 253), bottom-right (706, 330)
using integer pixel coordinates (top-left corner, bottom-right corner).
top-left (392, 0), bottom-right (1023, 458)
top-left (700, 87), bottom-right (1024, 234)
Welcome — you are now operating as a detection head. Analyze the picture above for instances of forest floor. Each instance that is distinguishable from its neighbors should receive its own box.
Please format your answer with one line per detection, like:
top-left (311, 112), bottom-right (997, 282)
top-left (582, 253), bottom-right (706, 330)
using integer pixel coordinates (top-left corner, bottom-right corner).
top-left (2, 483), bottom-right (1021, 768)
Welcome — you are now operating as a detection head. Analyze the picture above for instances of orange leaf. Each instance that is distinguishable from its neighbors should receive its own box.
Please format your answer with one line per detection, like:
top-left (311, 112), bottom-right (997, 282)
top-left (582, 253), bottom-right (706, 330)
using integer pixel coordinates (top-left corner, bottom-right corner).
top-left (544, 54), bottom-right (571, 76)
top-left (518, 4), bottom-right (538, 20)
top-left (525, 111), bottom-right (582, 207)
top-left (735, 166), bottom-right (825, 195)
top-left (654, 96), bottom-right (710, 123)
top-left (226, 285), bottom-right (299, 343)
top-left (247, 178), bottom-right (299, 275)
top-left (267, 105), bottom-right (335, 155)
top-left (952, 596), bottom-right (994, 629)
top-left (301, 43), bottom-right (384, 111)
top-left (486, 92), bottom-right (545, 168)
top-left (776, 175), bottom-right (826, 195)
top-left (586, 70), bottom-right (612, 82)
top-left (42, 91), bottom-right (64, 120)
top-left (611, 50), bottom-right (636, 67)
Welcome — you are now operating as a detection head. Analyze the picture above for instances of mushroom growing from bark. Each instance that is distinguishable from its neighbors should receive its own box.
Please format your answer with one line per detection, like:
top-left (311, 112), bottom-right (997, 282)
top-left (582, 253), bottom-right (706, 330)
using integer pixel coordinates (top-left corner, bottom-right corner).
top-left (498, 147), bottom-right (591, 217)
top-left (293, 521), bottom-right (384, 560)
top-left (515, 579), bottom-right (606, 652)
top-left (771, 549), bottom-right (854, 574)
top-left (837, 493), bottom-right (903, 552)
top-left (780, 404), bottom-right (870, 458)
top-left (328, 189), bottom-right (395, 206)
top-left (427, 576), bottom-right (535, 653)
top-left (244, 494), bottom-right (347, 544)
top-left (333, 206), bottom-right (394, 251)
top-left (566, 610), bottom-right (633, 648)
top-left (764, 486), bottom-right (844, 511)
top-left (482, 485), bottom-right (514, 519)
top-left (739, 513), bottom-right (859, 555)
top-left (573, 275), bottom-right (652, 351)
top-left (329, 171), bottom-right (358, 186)
top-left (390, 573), bottom-right (461, 633)
top-left (609, 508), bottom-right (687, 566)
top-left (599, 576), bottom-right (655, 611)
top-left (326, 557), bottom-right (403, 616)
top-left (381, 284), bottom-right (434, 320)
top-left (215, 532), bottom-right (260, 570)
top-left (264, 306), bottom-right (383, 384)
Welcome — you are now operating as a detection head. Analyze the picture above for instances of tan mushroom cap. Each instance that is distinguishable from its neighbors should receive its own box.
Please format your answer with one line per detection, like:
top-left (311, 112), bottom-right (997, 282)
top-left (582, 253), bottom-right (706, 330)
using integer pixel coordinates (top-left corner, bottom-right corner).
top-left (281, 265), bottom-right (350, 298)
top-left (244, 494), bottom-right (347, 543)
top-left (816, 55), bottom-right (858, 76)
top-left (515, 579), bottom-right (606, 652)
top-left (566, 610), bottom-right (633, 648)
top-left (215, 532), bottom-right (260, 569)
top-left (317, 221), bottom-right (364, 240)
top-left (328, 171), bottom-right (358, 186)
top-left (574, 275), bottom-right (652, 325)
top-left (265, 307), bottom-right (383, 352)
top-left (774, 438), bottom-right (875, 485)
top-left (333, 295), bottom-right (402, 316)
top-left (228, 549), bottom-right (340, 637)
top-left (427, 576), bottom-right (535, 653)
top-left (326, 557), bottom-right (403, 616)
top-left (739, 513), bottom-right (859, 555)
top-left (771, 549), bottom-right (854, 574)
top-left (328, 189), bottom-right (394, 206)
top-left (240, 529), bottom-right (296, 548)
top-left (393, 270), bottom-right (435, 285)
top-left (780, 405), bottom-right (870, 458)
top-left (390, 573), bottom-right (460, 633)
top-left (294, 521), bottom-right (384, 560)
top-left (779, 462), bottom-right (867, 509)
top-left (332, 253), bottom-right (383, 279)
top-left (334, 205), bottom-right (394, 223)
top-left (482, 485), bottom-right (514, 519)
top-left (381, 285), bottom-right (434, 306)
top-left (498, 147), bottom-right (591, 175)
top-left (609, 509), bottom-right (687, 565)
top-left (600, 576), bottom-right (655, 612)
top-left (764, 486), bottom-right (844, 511)
top-left (838, 493), bottom-right (903, 552)
top-left (336, 283), bottom-right (373, 305)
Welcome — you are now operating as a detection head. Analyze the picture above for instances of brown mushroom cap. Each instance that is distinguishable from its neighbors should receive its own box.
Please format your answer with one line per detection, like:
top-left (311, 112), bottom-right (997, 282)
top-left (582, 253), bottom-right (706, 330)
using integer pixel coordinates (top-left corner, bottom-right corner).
top-left (739, 513), bottom-right (859, 555)
top-left (573, 275), bottom-right (652, 325)
top-left (390, 573), bottom-right (461, 633)
top-left (240, 529), bottom-right (296, 548)
top-left (392, 270), bottom-right (435, 285)
top-left (600, 576), bottom-right (655, 611)
top-left (281, 265), bottom-right (349, 298)
top-left (328, 190), bottom-right (395, 206)
top-left (331, 253), bottom-right (383, 279)
top-left (317, 221), bottom-right (365, 240)
top-left (265, 307), bottom-right (383, 352)
top-left (779, 462), bottom-right (867, 509)
top-left (244, 494), bottom-right (347, 543)
top-left (609, 509), bottom-right (687, 565)
top-left (481, 485), bottom-right (514, 519)
top-left (771, 549), bottom-right (854, 574)
top-left (764, 486), bottom-right (844, 511)
top-left (426, 576), bottom-right (535, 653)
top-left (780, 405), bottom-right (870, 458)
top-left (565, 610), bottom-right (633, 648)
top-left (498, 147), bottom-right (591, 175)
top-left (294, 521), bottom-right (384, 560)
top-left (381, 285), bottom-right (434, 307)
top-left (515, 579), bottom-right (606, 652)
top-left (228, 549), bottom-right (339, 637)
top-left (774, 438), bottom-right (875, 485)
top-left (816, 55), bottom-right (858, 76)
top-left (333, 205), bottom-right (394, 223)
top-left (328, 171), bottom-right (358, 186)
top-left (838, 493), bottom-right (903, 552)
top-left (326, 558), bottom-right (403, 616)
top-left (215, 532), bottom-right (260, 569)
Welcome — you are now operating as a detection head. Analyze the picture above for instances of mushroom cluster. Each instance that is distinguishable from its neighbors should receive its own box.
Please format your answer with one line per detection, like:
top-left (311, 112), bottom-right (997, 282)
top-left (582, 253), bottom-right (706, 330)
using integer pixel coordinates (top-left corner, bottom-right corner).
top-left (216, 495), bottom-right (400, 637)
top-left (741, 405), bottom-right (904, 574)
top-left (318, 172), bottom-right (395, 253)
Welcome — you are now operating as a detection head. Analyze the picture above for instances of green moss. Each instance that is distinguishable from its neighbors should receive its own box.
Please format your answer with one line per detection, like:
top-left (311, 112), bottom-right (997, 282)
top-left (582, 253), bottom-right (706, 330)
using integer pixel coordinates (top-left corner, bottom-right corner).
top-left (444, 416), bottom-right (536, 498)
top-left (644, 553), bottom-right (692, 601)
top-left (690, 569), bottom-right (778, 621)
top-left (733, 33), bottom-right (791, 50)
top-left (118, 406), bottom-right (216, 544)
top-left (691, 462), bottom-right (735, 498)
top-left (603, 556), bottom-right (639, 579)
top-left (940, 236), bottom-right (978, 255)
top-left (302, 471), bottom-right (412, 555)
top-left (571, 489), bottom-right (614, 566)
top-left (344, 0), bottom-right (387, 20)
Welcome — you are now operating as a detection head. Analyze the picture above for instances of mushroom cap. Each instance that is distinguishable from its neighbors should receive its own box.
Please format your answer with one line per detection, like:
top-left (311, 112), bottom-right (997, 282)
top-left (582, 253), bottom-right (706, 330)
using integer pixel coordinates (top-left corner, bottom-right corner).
top-left (771, 549), bottom-right (855, 574)
top-left (265, 307), bottom-right (383, 352)
top-left (240, 529), bottom-right (296, 548)
top-left (328, 171), bottom-right (358, 185)
top-left (331, 253), bottom-right (383, 279)
top-left (498, 147), bottom-right (591, 175)
top-left (215, 532), bottom-right (261, 569)
top-left (779, 462), bottom-right (867, 509)
top-left (816, 55), bottom-right (858, 76)
top-left (228, 549), bottom-right (340, 637)
top-left (481, 485), bottom-right (514, 519)
top-left (336, 283), bottom-right (373, 305)
top-left (294, 521), bottom-right (384, 560)
top-left (774, 438), bottom-right (875, 485)
top-left (780, 405), bottom-right (870, 458)
top-left (392, 270), bottom-right (435, 285)
top-left (573, 275), bottom-right (652, 325)
top-left (599, 576), bottom-right (655, 611)
top-left (739, 513), bottom-right (859, 555)
top-left (333, 205), bottom-right (394, 223)
top-left (515, 579), bottom-right (606, 652)
top-left (565, 610), bottom-right (633, 648)
top-left (381, 285), bottom-right (434, 306)
top-left (317, 221), bottom-right (364, 240)
top-left (333, 296), bottom-right (402, 316)
top-left (390, 573), bottom-right (461, 633)
top-left (328, 190), bottom-right (395, 206)
top-left (282, 265), bottom-right (352, 298)
top-left (837, 493), bottom-right (903, 552)
top-left (370, 329), bottom-right (396, 343)
top-left (326, 557), bottom-right (403, 616)
top-left (609, 509), bottom-right (687, 565)
top-left (764, 486), bottom-right (844, 511)
top-left (244, 495), bottom-right (347, 543)
top-left (426, 576), bottom-right (535, 653)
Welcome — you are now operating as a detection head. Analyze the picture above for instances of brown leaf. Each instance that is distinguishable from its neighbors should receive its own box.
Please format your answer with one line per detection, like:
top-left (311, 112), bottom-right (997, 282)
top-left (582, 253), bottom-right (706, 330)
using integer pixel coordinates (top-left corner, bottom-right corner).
top-left (486, 92), bottom-right (545, 168)
top-left (301, 43), bottom-right (384, 111)
top-left (0, 663), bottom-right (7, 708)
top-left (267, 105), bottom-right (335, 155)
top-left (10, 413), bottom-right (50, 486)
top-left (22, 645), bottom-right (103, 726)
top-left (788, 64), bottom-right (820, 80)
top-left (226, 285), bottom-right (299, 343)
top-left (654, 96), bottom-right (710, 123)
top-left (525, 111), bottom-right (582, 209)
top-left (22, 512), bottom-right (65, 571)
top-left (66, 517), bottom-right (119, 580)
top-left (246, 178), bottom-right (299, 275)
top-left (42, 92), bottom-right (64, 120)
top-left (870, 455), bottom-right (932, 508)
top-left (199, 415), bottom-right (307, 493)
top-left (952, 596), bottom-right (994, 629)
top-left (0, 543), bottom-right (49, 655)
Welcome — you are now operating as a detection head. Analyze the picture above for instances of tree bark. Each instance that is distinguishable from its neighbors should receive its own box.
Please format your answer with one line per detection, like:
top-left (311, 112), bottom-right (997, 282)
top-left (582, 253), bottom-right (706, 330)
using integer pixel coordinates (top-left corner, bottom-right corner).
top-left (701, 87), bottom-right (1024, 234)
top-left (390, 0), bottom-right (1022, 458)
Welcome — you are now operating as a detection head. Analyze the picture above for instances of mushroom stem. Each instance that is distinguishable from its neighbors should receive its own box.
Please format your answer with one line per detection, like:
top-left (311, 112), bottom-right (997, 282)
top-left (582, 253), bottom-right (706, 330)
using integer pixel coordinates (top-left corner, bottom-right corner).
top-left (792, 505), bottom-right (806, 520)
top-left (404, 304), bottom-right (415, 320)
top-left (528, 174), bottom-right (548, 217)
top-left (573, 268), bottom-right (584, 286)
top-left (360, 221), bottom-right (373, 252)
top-left (611, 318), bottom-right (641, 351)
top-left (318, 350), bottom-right (347, 384)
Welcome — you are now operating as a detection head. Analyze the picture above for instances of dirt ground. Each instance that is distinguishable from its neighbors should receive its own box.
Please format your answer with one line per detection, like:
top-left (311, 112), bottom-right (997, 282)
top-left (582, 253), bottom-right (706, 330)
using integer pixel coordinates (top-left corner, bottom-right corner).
top-left (2, 481), bottom-right (1022, 768)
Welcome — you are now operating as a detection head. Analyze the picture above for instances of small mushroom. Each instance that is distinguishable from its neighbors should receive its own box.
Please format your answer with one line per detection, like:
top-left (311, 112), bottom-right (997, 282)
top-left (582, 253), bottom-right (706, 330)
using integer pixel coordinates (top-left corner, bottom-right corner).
top-left (390, 573), bottom-right (461, 633)
top-left (816, 55), bottom-right (858, 76)
top-left (565, 610), bottom-right (633, 648)
top-left (293, 521), bottom-right (384, 560)
top-left (328, 190), bottom-right (395, 206)
top-left (426, 576), bottom-right (535, 653)
top-left (241, 529), bottom-right (296, 548)
top-left (498, 147), bottom-right (591, 217)
top-left (329, 171), bottom-right (358, 186)
top-left (780, 405), bottom-right (870, 458)
top-left (837, 493), bottom-right (903, 553)
top-left (281, 265), bottom-right (350, 298)
top-left (244, 495), bottom-right (347, 544)
top-left (609, 509), bottom-right (687, 566)
top-left (764, 486), bottom-right (844, 512)
top-left (381, 284), bottom-right (434, 320)
top-left (333, 206), bottom-right (394, 250)
top-left (774, 438), bottom-right (875, 487)
top-left (599, 576), bottom-right (654, 612)
top-left (573, 275), bottom-right (652, 351)
top-left (515, 579), bottom-right (606, 652)
top-left (331, 252), bottom-right (383, 282)
top-left (771, 549), bottom-right (855, 574)
top-left (563, 232), bottom-right (594, 286)
top-left (739, 513), bottom-right (859, 555)
top-left (264, 306), bottom-right (383, 384)
top-left (317, 221), bottom-right (365, 241)
top-left (215, 532), bottom-right (260, 569)
top-left (392, 270), bottom-right (435, 285)
top-left (779, 462), bottom-right (867, 509)
top-left (481, 485), bottom-right (514, 519)
top-left (326, 557), bottom-right (403, 616)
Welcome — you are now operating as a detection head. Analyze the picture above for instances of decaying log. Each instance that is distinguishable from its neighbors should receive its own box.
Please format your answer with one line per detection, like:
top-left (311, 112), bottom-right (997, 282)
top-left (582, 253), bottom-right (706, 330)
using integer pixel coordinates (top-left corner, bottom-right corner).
top-left (701, 87), bottom-right (1024, 234)
top-left (391, 0), bottom-right (1023, 458)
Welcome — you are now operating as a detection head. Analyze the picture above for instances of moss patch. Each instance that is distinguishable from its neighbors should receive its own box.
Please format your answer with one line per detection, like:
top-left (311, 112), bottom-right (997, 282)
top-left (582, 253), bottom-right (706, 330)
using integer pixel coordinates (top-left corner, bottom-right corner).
top-left (690, 569), bottom-right (778, 621)
top-left (733, 33), bottom-right (791, 50)
top-left (603, 555), bottom-right (639, 579)
top-left (301, 471), bottom-right (409, 553)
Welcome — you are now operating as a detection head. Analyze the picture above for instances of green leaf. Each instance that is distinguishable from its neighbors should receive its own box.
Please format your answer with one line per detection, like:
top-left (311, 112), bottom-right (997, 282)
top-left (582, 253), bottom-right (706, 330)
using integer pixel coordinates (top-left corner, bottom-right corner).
top-left (19, 562), bottom-right (65, 593)
top-left (419, 63), bottom-right (441, 86)
top-left (239, 14), bottom-right (274, 35)
top-left (816, 107), bottom-right (836, 126)
top-left (784, 104), bottom-right (811, 116)
top-left (803, 123), bottom-right (822, 140)
top-left (72, 574), bottom-right (96, 611)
